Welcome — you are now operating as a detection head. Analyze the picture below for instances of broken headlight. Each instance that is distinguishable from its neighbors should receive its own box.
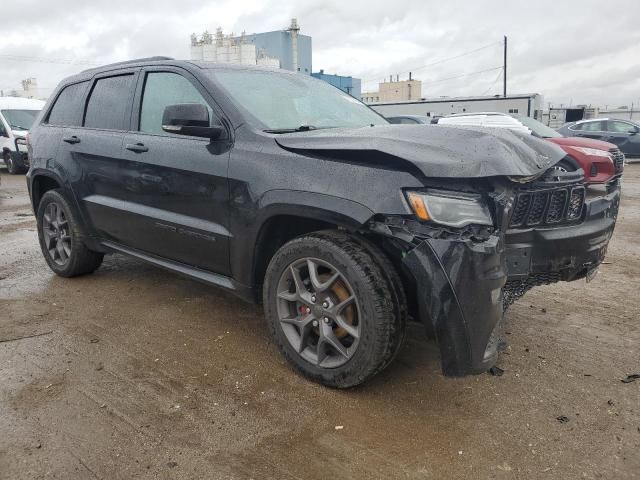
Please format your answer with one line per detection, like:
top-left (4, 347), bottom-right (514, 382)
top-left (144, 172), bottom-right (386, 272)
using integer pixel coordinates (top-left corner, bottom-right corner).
top-left (406, 190), bottom-right (493, 228)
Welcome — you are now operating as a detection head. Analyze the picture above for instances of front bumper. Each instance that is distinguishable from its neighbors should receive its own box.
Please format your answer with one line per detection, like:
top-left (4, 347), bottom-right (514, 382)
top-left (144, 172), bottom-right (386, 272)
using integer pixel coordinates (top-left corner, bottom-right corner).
top-left (403, 235), bottom-right (506, 376)
top-left (10, 138), bottom-right (30, 169)
top-left (505, 183), bottom-right (620, 282)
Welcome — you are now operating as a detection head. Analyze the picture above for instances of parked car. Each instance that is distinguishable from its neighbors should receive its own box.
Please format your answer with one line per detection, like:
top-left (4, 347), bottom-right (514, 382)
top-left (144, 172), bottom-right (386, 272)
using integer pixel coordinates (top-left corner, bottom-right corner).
top-left (386, 114), bottom-right (441, 125)
top-left (0, 97), bottom-right (46, 174)
top-left (557, 118), bottom-right (640, 157)
top-left (436, 112), bottom-right (623, 183)
top-left (27, 58), bottom-right (620, 388)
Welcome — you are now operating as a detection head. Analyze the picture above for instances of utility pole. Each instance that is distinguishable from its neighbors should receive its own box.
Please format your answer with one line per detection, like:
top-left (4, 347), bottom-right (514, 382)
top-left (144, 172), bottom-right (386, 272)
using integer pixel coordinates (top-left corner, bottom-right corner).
top-left (503, 35), bottom-right (507, 98)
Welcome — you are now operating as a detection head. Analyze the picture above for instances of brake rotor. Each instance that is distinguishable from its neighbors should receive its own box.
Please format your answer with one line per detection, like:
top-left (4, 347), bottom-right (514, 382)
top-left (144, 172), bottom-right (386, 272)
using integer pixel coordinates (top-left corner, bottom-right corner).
top-left (320, 273), bottom-right (356, 339)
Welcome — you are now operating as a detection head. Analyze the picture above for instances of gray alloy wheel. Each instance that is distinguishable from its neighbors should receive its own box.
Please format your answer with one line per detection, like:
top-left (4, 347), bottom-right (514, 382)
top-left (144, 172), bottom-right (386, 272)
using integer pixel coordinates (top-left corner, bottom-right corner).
top-left (42, 201), bottom-right (72, 266)
top-left (276, 257), bottom-right (361, 368)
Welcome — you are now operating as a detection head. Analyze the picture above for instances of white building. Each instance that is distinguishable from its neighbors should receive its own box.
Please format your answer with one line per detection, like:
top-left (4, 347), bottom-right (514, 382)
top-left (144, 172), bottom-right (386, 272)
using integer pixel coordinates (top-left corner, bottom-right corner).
top-left (190, 28), bottom-right (281, 68)
top-left (369, 93), bottom-right (545, 120)
top-left (2, 78), bottom-right (51, 101)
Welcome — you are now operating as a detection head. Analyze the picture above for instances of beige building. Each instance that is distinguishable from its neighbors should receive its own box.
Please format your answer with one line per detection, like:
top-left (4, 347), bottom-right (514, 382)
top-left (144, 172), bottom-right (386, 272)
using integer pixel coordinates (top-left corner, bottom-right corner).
top-left (362, 76), bottom-right (422, 103)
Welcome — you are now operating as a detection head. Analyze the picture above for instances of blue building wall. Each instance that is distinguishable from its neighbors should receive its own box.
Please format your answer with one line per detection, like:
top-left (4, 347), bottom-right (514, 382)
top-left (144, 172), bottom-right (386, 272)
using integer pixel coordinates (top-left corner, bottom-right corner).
top-left (244, 31), bottom-right (312, 74)
top-left (311, 71), bottom-right (362, 99)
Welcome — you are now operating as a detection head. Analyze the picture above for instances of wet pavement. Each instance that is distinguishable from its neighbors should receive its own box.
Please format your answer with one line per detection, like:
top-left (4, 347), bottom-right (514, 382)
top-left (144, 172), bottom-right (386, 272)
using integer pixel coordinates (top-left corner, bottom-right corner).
top-left (1, 167), bottom-right (639, 479)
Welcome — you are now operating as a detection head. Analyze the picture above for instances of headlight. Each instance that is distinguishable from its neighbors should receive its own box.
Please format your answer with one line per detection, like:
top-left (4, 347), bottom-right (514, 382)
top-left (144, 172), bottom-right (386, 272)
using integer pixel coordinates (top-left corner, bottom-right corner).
top-left (571, 146), bottom-right (612, 159)
top-left (406, 190), bottom-right (493, 227)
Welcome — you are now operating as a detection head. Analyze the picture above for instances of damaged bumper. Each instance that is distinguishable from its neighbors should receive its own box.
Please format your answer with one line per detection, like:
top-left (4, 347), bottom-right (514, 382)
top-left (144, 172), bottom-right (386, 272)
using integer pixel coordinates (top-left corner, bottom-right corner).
top-left (402, 235), bottom-right (506, 376)
top-left (505, 183), bottom-right (620, 283)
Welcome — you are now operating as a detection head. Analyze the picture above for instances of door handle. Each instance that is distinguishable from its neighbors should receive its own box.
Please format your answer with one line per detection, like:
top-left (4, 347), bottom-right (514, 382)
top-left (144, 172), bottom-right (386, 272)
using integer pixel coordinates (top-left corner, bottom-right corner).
top-left (140, 173), bottom-right (162, 183)
top-left (63, 135), bottom-right (80, 144)
top-left (125, 143), bottom-right (149, 153)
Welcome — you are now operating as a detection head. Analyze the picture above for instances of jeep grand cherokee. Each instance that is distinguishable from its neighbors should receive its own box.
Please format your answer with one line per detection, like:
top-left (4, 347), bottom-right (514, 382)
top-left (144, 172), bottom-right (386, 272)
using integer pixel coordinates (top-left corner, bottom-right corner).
top-left (26, 57), bottom-right (620, 387)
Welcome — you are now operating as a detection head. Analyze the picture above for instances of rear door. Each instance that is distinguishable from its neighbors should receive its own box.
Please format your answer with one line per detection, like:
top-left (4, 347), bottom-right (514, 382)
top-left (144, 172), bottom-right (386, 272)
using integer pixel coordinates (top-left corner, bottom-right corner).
top-left (604, 120), bottom-right (640, 156)
top-left (120, 67), bottom-right (232, 275)
top-left (57, 70), bottom-right (138, 243)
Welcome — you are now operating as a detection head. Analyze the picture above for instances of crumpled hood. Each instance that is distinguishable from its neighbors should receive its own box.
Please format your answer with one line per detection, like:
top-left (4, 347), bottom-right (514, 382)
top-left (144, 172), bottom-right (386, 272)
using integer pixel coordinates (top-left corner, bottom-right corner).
top-left (275, 124), bottom-right (566, 178)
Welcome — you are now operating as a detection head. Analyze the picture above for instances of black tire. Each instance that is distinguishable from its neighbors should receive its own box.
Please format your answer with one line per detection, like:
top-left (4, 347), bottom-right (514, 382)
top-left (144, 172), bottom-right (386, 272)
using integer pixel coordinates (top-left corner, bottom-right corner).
top-left (263, 230), bottom-right (406, 388)
top-left (4, 151), bottom-right (23, 175)
top-left (36, 189), bottom-right (104, 277)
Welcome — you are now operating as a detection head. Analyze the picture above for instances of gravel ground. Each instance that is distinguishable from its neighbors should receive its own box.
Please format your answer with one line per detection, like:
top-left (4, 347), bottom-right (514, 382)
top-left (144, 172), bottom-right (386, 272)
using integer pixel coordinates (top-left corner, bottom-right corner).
top-left (1, 166), bottom-right (638, 479)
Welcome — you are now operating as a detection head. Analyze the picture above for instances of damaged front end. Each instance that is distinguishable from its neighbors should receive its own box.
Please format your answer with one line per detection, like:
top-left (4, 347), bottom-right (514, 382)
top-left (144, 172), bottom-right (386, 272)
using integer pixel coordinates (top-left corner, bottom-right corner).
top-left (367, 166), bottom-right (620, 377)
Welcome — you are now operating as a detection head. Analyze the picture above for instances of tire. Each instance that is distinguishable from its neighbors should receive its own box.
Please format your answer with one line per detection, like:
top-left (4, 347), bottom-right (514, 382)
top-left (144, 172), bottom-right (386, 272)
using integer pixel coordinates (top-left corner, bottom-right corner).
top-left (36, 189), bottom-right (104, 277)
top-left (263, 230), bottom-right (406, 388)
top-left (4, 151), bottom-right (22, 175)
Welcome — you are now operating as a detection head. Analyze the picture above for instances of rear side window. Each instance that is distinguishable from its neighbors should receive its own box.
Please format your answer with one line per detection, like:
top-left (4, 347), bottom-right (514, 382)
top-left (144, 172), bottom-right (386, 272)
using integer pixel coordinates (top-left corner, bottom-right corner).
top-left (84, 74), bottom-right (135, 130)
top-left (572, 121), bottom-right (603, 132)
top-left (47, 81), bottom-right (89, 126)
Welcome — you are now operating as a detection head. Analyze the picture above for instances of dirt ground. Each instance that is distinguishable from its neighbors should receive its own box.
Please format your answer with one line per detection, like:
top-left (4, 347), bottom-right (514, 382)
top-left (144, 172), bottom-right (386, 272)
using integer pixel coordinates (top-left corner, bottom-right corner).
top-left (0, 165), bottom-right (638, 480)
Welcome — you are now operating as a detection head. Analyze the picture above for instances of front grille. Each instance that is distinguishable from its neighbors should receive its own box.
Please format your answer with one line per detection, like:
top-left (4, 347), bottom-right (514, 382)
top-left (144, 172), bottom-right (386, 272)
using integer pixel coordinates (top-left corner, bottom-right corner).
top-left (609, 148), bottom-right (624, 173)
top-left (510, 185), bottom-right (585, 228)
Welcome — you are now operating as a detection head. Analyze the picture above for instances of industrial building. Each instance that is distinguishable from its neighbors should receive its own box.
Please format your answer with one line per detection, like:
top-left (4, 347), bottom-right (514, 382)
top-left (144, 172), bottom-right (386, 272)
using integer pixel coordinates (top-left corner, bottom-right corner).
top-left (0, 78), bottom-right (51, 101)
top-left (190, 18), bottom-right (312, 74)
top-left (369, 93), bottom-right (544, 120)
top-left (362, 75), bottom-right (423, 103)
top-left (311, 70), bottom-right (361, 98)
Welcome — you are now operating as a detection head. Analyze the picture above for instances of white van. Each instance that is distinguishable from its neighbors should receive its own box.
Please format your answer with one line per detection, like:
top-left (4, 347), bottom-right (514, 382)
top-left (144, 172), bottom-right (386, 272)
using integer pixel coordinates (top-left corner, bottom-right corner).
top-left (0, 97), bottom-right (46, 174)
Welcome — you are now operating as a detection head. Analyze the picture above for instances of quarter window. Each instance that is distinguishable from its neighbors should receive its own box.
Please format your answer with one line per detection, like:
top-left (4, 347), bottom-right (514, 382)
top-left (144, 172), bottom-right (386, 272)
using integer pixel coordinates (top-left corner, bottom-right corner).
top-left (84, 74), bottom-right (135, 130)
top-left (139, 72), bottom-right (217, 135)
top-left (47, 81), bottom-right (89, 126)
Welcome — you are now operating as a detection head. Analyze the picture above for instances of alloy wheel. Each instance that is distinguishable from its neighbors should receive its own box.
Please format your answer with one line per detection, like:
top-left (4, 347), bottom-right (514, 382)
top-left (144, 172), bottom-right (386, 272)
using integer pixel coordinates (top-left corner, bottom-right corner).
top-left (276, 257), bottom-right (361, 368)
top-left (42, 202), bottom-right (72, 266)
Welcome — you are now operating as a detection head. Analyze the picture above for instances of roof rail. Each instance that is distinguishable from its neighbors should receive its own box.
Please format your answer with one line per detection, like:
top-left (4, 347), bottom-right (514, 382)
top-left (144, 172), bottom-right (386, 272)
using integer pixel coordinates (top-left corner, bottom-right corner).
top-left (82, 56), bottom-right (175, 73)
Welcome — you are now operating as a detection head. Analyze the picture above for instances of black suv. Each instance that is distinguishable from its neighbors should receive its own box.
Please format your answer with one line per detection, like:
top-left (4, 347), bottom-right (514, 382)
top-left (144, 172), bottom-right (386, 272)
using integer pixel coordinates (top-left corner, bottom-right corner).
top-left (27, 58), bottom-right (620, 387)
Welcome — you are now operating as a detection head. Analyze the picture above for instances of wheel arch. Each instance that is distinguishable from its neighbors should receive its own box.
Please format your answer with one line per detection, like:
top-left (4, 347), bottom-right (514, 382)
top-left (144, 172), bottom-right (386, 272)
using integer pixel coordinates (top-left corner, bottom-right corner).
top-left (244, 190), bottom-right (375, 292)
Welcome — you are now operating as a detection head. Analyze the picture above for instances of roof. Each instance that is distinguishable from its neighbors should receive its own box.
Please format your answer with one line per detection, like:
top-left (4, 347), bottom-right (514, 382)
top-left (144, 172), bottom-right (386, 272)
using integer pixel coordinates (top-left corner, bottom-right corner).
top-left (0, 97), bottom-right (46, 110)
top-left (438, 113), bottom-right (531, 135)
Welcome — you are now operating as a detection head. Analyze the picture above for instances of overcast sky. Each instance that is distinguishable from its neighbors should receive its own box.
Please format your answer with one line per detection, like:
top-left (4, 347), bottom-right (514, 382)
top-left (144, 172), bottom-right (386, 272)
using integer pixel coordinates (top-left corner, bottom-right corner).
top-left (3, 0), bottom-right (640, 107)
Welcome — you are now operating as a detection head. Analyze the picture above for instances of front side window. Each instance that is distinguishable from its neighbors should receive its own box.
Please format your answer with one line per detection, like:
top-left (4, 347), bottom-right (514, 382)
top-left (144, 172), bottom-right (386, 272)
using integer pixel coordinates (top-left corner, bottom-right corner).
top-left (139, 72), bottom-right (216, 135)
top-left (581, 121), bottom-right (604, 132)
top-left (84, 74), bottom-right (135, 130)
top-left (47, 81), bottom-right (89, 127)
top-left (209, 69), bottom-right (387, 131)
top-left (607, 120), bottom-right (635, 133)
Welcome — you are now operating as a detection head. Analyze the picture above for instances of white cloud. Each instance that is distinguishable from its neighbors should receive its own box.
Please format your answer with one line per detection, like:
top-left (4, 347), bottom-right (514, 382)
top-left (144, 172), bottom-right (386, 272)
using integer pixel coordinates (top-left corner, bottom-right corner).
top-left (2, 0), bottom-right (640, 106)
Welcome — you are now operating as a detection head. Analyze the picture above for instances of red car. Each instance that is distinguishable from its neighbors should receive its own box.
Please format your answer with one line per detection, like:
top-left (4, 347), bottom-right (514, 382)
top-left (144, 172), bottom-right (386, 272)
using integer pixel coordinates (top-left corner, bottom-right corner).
top-left (434, 113), bottom-right (624, 184)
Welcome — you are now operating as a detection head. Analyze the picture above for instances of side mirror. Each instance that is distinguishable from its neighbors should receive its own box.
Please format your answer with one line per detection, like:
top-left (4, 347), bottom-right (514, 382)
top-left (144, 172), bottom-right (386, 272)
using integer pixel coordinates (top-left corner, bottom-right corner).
top-left (161, 103), bottom-right (224, 139)
top-left (628, 127), bottom-right (639, 135)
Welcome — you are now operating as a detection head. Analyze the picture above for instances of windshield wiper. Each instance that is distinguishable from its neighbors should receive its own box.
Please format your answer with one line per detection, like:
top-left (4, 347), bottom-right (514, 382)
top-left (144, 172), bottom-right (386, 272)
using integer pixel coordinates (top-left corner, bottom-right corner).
top-left (263, 125), bottom-right (317, 134)
top-left (10, 124), bottom-right (30, 131)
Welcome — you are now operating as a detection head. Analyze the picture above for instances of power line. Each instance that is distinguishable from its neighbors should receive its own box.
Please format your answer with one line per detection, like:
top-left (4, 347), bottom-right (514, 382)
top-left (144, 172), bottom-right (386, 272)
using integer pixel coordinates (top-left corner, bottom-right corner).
top-left (480, 67), bottom-right (504, 96)
top-left (420, 66), bottom-right (503, 86)
top-left (361, 40), bottom-right (502, 83)
top-left (0, 54), bottom-right (98, 66)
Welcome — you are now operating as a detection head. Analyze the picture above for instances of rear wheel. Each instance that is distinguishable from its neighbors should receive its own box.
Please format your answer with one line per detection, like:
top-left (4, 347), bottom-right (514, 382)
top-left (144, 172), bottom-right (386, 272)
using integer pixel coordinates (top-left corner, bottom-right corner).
top-left (263, 230), bottom-right (406, 388)
top-left (36, 189), bottom-right (104, 277)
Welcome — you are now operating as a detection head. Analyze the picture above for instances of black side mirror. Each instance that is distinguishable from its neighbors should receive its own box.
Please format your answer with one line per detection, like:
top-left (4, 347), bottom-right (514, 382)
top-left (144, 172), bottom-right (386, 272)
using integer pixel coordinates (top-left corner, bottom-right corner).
top-left (628, 127), bottom-right (639, 135)
top-left (162, 103), bottom-right (224, 139)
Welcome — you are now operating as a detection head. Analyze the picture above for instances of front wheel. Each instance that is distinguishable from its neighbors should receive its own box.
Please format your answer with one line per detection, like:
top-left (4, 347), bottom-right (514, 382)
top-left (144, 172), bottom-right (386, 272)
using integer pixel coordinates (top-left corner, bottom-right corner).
top-left (263, 231), bottom-right (406, 388)
top-left (4, 151), bottom-right (23, 174)
top-left (36, 189), bottom-right (104, 277)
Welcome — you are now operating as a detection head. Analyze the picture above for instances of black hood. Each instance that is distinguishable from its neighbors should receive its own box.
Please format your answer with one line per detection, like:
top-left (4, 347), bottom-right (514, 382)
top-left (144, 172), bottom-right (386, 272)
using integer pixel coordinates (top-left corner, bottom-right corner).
top-left (275, 124), bottom-right (565, 179)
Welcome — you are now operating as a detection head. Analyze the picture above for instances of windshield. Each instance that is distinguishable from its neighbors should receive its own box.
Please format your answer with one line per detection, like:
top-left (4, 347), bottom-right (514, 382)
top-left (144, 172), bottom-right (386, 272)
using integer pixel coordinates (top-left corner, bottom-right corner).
top-left (1, 109), bottom-right (40, 131)
top-left (209, 69), bottom-right (387, 131)
top-left (515, 115), bottom-right (562, 138)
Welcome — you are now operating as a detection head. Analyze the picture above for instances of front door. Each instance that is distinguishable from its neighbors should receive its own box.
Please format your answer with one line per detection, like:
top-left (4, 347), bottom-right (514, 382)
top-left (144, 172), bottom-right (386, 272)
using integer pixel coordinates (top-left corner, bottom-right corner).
top-left (604, 120), bottom-right (640, 156)
top-left (120, 68), bottom-right (232, 275)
